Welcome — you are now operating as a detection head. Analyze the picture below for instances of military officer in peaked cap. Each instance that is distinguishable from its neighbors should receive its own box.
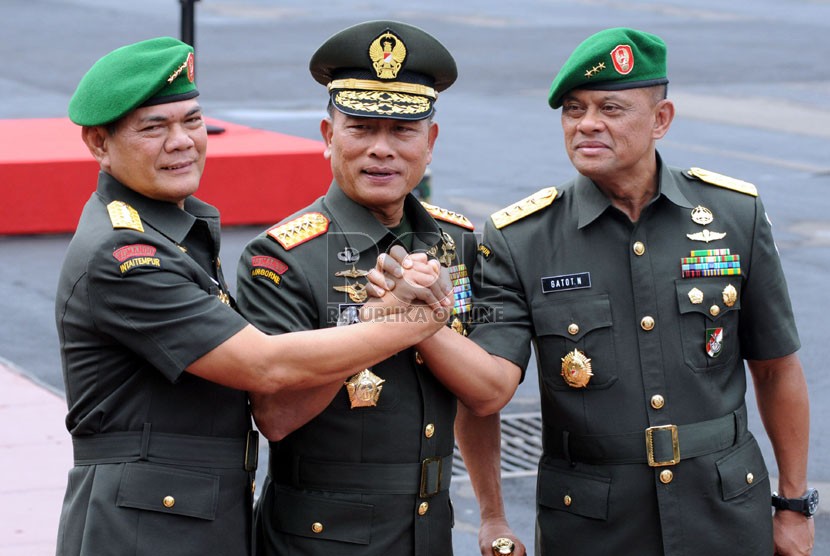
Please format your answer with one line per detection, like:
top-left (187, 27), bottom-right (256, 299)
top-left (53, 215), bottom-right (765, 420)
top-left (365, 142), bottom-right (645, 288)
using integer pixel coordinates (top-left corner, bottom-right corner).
top-left (236, 20), bottom-right (524, 556)
top-left (372, 27), bottom-right (816, 555)
top-left (55, 36), bottom-right (448, 556)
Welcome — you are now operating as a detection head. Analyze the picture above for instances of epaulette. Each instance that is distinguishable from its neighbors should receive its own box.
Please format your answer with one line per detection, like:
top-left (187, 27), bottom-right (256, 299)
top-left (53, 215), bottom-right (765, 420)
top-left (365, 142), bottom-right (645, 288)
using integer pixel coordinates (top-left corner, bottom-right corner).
top-left (266, 212), bottom-right (329, 250)
top-left (490, 187), bottom-right (558, 229)
top-left (421, 201), bottom-right (474, 230)
top-left (107, 200), bottom-right (144, 232)
top-left (685, 167), bottom-right (757, 197)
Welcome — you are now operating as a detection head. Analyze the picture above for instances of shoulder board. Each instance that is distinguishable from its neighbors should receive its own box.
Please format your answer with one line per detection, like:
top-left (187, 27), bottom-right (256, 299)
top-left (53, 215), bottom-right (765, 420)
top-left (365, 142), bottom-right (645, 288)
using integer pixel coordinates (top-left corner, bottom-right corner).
top-left (420, 201), bottom-right (474, 230)
top-left (686, 167), bottom-right (757, 197)
top-left (266, 212), bottom-right (329, 250)
top-left (490, 187), bottom-right (558, 229)
top-left (107, 200), bottom-right (144, 232)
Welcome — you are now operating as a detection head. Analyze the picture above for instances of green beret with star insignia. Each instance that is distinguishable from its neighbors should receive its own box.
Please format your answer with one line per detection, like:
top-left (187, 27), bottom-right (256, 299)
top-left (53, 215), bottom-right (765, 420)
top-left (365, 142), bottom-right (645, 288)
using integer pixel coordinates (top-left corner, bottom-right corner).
top-left (309, 20), bottom-right (457, 120)
top-left (69, 37), bottom-right (199, 126)
top-left (547, 27), bottom-right (668, 109)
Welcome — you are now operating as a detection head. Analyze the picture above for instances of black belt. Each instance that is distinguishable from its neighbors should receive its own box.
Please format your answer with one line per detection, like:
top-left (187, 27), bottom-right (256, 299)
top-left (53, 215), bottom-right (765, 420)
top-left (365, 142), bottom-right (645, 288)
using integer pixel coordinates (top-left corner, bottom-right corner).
top-left (544, 404), bottom-right (746, 467)
top-left (72, 424), bottom-right (258, 471)
top-left (269, 454), bottom-right (453, 498)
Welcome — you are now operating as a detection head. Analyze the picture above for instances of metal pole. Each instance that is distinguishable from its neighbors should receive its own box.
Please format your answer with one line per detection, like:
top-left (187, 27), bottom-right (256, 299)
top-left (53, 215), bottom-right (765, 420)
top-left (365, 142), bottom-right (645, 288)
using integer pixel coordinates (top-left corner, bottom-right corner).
top-left (180, 0), bottom-right (199, 47)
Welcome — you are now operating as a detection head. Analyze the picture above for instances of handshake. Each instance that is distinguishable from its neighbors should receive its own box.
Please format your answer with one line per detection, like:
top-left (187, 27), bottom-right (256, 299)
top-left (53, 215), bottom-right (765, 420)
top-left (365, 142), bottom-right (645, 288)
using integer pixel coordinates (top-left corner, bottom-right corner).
top-left (359, 245), bottom-right (455, 326)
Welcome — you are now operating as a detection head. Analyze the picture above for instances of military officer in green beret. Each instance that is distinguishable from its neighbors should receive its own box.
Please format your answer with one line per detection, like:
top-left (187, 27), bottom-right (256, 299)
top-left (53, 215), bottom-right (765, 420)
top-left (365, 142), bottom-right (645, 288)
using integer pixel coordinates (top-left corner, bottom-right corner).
top-left (372, 27), bottom-right (816, 555)
top-left (55, 36), bottom-right (448, 556)
top-left (235, 20), bottom-right (524, 556)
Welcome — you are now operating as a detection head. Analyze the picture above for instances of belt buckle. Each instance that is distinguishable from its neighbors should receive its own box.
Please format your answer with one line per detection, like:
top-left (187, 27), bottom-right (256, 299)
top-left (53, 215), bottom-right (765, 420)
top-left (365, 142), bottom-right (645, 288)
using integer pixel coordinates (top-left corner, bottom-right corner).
top-left (419, 457), bottom-right (443, 498)
top-left (245, 430), bottom-right (259, 472)
top-left (645, 424), bottom-right (680, 467)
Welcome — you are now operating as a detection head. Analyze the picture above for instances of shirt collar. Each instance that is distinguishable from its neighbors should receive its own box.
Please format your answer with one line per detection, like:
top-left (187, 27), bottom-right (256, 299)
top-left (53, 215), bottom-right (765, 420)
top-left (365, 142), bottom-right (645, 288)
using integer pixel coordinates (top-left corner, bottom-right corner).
top-left (96, 171), bottom-right (219, 244)
top-left (575, 153), bottom-right (694, 229)
top-left (322, 182), bottom-right (443, 253)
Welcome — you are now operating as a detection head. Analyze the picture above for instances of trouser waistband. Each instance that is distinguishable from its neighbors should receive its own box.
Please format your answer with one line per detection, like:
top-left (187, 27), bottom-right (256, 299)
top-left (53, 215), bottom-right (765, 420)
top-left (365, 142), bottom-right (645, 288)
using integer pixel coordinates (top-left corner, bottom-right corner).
top-left (543, 404), bottom-right (747, 467)
top-left (269, 453), bottom-right (453, 498)
top-left (72, 424), bottom-right (258, 471)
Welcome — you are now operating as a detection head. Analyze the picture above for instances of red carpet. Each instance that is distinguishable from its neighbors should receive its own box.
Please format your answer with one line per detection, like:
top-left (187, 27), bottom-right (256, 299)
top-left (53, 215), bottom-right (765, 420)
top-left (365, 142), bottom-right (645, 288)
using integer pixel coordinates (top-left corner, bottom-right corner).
top-left (0, 118), bottom-right (332, 235)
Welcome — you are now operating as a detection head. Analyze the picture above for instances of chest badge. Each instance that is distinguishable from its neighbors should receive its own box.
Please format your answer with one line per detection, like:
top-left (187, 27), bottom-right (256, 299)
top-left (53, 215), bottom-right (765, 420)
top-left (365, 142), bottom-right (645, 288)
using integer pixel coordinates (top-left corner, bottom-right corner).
top-left (706, 328), bottom-right (724, 358)
top-left (345, 369), bottom-right (386, 408)
top-left (690, 206), bottom-right (714, 225)
top-left (333, 282), bottom-right (368, 303)
top-left (561, 349), bottom-right (593, 388)
top-left (722, 284), bottom-right (737, 307)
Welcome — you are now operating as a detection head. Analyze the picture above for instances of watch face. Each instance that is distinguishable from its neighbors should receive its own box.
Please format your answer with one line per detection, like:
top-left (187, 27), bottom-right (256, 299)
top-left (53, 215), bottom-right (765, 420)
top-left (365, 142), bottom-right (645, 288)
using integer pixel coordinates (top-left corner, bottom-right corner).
top-left (807, 488), bottom-right (820, 515)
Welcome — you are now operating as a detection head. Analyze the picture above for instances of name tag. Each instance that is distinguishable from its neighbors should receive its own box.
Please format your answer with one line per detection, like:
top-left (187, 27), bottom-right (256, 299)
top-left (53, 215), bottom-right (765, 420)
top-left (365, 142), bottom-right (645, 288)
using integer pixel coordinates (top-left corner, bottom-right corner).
top-left (541, 272), bottom-right (591, 294)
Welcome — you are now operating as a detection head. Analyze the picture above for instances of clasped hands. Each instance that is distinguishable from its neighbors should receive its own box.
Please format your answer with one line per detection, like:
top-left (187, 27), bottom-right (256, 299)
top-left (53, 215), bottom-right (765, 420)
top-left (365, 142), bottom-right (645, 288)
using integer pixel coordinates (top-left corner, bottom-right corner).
top-left (360, 245), bottom-right (454, 326)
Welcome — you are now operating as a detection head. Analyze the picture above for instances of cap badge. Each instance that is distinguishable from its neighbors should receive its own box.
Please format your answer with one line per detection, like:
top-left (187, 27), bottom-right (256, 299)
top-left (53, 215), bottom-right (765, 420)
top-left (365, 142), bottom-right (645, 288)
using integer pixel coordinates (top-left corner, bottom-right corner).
top-left (345, 369), bottom-right (385, 408)
top-left (691, 206), bottom-right (714, 225)
top-left (167, 52), bottom-right (195, 84)
top-left (561, 349), bottom-right (593, 388)
top-left (610, 44), bottom-right (634, 75)
top-left (369, 31), bottom-right (407, 79)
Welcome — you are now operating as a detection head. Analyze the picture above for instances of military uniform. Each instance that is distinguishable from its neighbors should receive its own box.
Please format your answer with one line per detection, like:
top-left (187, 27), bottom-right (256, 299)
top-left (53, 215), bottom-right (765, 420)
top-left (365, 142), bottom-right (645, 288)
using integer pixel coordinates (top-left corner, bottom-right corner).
top-left (470, 159), bottom-right (800, 555)
top-left (55, 172), bottom-right (256, 556)
top-left (57, 37), bottom-right (258, 556)
top-left (236, 184), bottom-right (476, 555)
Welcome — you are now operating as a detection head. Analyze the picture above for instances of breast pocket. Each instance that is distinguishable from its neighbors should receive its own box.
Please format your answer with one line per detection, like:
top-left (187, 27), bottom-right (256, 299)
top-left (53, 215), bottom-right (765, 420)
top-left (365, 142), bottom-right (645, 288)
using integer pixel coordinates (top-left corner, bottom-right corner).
top-left (532, 293), bottom-right (618, 392)
top-left (675, 278), bottom-right (741, 372)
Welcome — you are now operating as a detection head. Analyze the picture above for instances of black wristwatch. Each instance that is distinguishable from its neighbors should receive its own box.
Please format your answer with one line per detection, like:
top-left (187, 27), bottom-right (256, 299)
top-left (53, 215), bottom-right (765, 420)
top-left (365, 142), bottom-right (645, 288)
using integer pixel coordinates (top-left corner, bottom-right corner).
top-left (771, 488), bottom-right (819, 517)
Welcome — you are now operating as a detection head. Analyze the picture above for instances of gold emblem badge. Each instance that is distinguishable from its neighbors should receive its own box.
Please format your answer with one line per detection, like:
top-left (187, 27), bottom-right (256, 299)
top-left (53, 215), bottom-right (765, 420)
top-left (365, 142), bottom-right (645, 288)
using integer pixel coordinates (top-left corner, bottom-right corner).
top-left (217, 291), bottom-right (231, 306)
top-left (369, 31), bottom-right (406, 79)
top-left (426, 232), bottom-right (457, 267)
top-left (451, 317), bottom-right (467, 336)
top-left (561, 349), bottom-right (593, 388)
top-left (333, 282), bottom-right (368, 303)
top-left (686, 229), bottom-right (727, 243)
top-left (690, 206), bottom-right (714, 225)
top-left (687, 287), bottom-right (704, 304)
top-left (345, 369), bottom-right (385, 408)
top-left (335, 266), bottom-right (369, 279)
top-left (722, 284), bottom-right (737, 307)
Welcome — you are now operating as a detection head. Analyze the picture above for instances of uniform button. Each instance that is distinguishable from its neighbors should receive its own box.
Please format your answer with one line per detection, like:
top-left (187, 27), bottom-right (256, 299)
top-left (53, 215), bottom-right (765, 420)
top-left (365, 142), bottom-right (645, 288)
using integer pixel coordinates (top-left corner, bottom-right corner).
top-left (415, 351), bottom-right (424, 365)
top-left (640, 316), bottom-right (655, 331)
top-left (162, 496), bottom-right (175, 508)
top-left (563, 495), bottom-right (572, 507)
top-left (709, 305), bottom-right (721, 317)
top-left (418, 502), bottom-right (429, 515)
top-left (746, 473), bottom-right (754, 484)
top-left (567, 323), bottom-right (579, 335)
top-left (659, 470), bottom-right (674, 484)
top-left (425, 423), bottom-right (435, 438)
top-left (311, 522), bottom-right (324, 534)
top-left (633, 241), bottom-right (646, 256)
top-left (651, 395), bottom-right (665, 409)
top-left (251, 480), bottom-right (256, 494)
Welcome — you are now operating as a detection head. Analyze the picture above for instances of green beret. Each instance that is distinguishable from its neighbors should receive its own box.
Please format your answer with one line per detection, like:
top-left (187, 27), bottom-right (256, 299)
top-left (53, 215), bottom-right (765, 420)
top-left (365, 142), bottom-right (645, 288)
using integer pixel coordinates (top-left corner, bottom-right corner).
top-left (547, 27), bottom-right (668, 109)
top-left (68, 37), bottom-right (199, 126)
top-left (309, 20), bottom-right (457, 120)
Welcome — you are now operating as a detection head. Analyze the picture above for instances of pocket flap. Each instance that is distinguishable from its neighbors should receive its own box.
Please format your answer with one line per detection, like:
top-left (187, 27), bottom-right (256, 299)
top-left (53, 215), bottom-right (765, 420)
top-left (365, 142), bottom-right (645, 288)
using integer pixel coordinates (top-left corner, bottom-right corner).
top-left (273, 486), bottom-right (373, 544)
top-left (116, 463), bottom-right (219, 520)
top-left (675, 278), bottom-right (741, 321)
top-left (715, 438), bottom-right (769, 500)
top-left (537, 461), bottom-right (610, 520)
top-left (532, 294), bottom-right (612, 340)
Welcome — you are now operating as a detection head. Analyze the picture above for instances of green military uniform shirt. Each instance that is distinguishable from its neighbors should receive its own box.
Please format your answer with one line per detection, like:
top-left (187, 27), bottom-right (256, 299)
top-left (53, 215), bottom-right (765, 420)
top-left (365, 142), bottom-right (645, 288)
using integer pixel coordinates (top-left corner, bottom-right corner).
top-left (236, 183), bottom-right (477, 556)
top-left (55, 172), bottom-right (254, 556)
top-left (470, 157), bottom-right (800, 555)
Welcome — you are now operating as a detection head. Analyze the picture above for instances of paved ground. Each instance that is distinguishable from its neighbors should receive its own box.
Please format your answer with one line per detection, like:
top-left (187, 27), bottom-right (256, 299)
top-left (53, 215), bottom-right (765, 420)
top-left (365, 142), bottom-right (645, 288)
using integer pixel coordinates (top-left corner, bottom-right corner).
top-left (2, 0), bottom-right (830, 554)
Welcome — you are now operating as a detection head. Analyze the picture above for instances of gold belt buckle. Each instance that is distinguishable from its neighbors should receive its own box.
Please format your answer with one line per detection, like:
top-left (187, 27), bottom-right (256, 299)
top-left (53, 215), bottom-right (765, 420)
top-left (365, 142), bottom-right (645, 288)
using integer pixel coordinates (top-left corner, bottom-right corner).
top-left (419, 457), bottom-right (443, 498)
top-left (645, 424), bottom-right (680, 467)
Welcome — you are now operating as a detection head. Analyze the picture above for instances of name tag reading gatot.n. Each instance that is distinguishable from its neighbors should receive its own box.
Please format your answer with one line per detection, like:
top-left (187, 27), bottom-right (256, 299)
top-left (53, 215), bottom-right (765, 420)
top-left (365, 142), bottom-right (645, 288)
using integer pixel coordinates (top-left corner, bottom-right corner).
top-left (541, 272), bottom-right (591, 294)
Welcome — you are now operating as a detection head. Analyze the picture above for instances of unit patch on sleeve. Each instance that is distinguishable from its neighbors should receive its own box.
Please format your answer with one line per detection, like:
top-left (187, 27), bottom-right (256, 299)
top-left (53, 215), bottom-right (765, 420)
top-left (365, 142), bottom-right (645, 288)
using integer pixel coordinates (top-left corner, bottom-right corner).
top-left (267, 212), bottom-right (330, 250)
top-left (250, 255), bottom-right (289, 287)
top-left (491, 187), bottom-right (558, 229)
top-left (112, 243), bottom-right (160, 274)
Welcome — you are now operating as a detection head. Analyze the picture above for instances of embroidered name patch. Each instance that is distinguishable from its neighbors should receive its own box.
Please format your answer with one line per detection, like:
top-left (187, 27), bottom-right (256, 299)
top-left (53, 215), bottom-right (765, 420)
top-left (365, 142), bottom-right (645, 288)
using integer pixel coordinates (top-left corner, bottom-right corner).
top-left (541, 272), bottom-right (591, 294)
